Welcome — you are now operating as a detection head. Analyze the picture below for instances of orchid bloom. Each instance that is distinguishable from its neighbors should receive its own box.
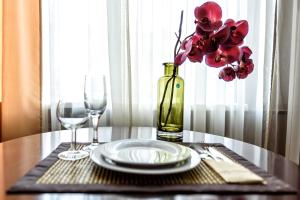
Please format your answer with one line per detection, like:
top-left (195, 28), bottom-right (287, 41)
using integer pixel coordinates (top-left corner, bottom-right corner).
top-left (222, 19), bottom-right (249, 48)
top-left (218, 66), bottom-right (236, 81)
top-left (236, 46), bottom-right (254, 79)
top-left (205, 46), bottom-right (240, 67)
top-left (175, 35), bottom-right (203, 66)
top-left (174, 1), bottom-right (254, 82)
top-left (194, 1), bottom-right (222, 33)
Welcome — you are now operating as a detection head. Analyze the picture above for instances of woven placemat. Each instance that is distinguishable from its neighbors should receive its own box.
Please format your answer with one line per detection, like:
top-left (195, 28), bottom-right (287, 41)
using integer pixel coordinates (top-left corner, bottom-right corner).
top-left (36, 145), bottom-right (224, 185)
top-left (7, 142), bottom-right (297, 194)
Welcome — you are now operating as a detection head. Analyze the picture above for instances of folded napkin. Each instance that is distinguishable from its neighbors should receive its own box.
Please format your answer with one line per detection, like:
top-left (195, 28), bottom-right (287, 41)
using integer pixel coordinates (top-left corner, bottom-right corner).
top-left (204, 160), bottom-right (266, 184)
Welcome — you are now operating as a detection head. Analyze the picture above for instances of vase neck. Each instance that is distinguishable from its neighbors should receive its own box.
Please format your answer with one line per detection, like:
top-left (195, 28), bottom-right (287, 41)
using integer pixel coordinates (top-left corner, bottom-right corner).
top-left (164, 63), bottom-right (178, 76)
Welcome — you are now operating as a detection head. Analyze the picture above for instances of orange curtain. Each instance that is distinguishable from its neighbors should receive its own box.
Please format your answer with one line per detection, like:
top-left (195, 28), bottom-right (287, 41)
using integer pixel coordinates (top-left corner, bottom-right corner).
top-left (1, 0), bottom-right (41, 141)
top-left (0, 0), bottom-right (2, 141)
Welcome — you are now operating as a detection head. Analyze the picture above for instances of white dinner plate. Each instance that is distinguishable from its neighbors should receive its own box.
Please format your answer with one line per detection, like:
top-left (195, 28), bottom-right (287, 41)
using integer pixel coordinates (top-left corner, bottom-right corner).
top-left (90, 143), bottom-right (201, 175)
top-left (97, 139), bottom-right (191, 167)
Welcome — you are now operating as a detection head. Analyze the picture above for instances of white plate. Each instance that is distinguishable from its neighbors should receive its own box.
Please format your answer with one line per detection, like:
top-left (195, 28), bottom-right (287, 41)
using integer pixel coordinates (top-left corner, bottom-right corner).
top-left (90, 144), bottom-right (201, 175)
top-left (98, 139), bottom-right (191, 167)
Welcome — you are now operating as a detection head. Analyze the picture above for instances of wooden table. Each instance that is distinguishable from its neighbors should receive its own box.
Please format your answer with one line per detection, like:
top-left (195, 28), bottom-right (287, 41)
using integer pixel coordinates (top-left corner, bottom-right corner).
top-left (0, 127), bottom-right (299, 199)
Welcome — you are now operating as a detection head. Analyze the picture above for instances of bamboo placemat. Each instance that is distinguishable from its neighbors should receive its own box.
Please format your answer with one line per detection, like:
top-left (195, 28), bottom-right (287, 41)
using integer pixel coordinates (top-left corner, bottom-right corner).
top-left (36, 145), bottom-right (224, 185)
top-left (7, 143), bottom-right (297, 194)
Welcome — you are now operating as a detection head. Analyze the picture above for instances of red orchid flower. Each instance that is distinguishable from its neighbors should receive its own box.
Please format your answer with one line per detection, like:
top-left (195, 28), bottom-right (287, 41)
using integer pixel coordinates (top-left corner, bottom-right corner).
top-left (236, 66), bottom-right (248, 79)
top-left (205, 46), bottom-right (240, 67)
top-left (219, 67), bottom-right (236, 81)
top-left (174, 1), bottom-right (254, 82)
top-left (222, 19), bottom-right (249, 48)
top-left (240, 46), bottom-right (252, 62)
top-left (201, 25), bottom-right (230, 54)
top-left (236, 46), bottom-right (254, 78)
top-left (238, 59), bottom-right (254, 77)
top-left (205, 49), bottom-right (226, 67)
top-left (244, 59), bottom-right (254, 74)
top-left (174, 39), bottom-right (193, 66)
top-left (196, 24), bottom-right (212, 36)
top-left (194, 1), bottom-right (222, 32)
top-left (211, 25), bottom-right (230, 44)
top-left (188, 48), bottom-right (204, 63)
top-left (175, 35), bottom-right (204, 66)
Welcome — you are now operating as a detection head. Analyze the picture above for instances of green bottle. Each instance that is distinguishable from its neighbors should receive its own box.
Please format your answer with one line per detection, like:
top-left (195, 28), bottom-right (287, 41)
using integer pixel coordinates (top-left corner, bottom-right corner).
top-left (157, 62), bottom-right (184, 141)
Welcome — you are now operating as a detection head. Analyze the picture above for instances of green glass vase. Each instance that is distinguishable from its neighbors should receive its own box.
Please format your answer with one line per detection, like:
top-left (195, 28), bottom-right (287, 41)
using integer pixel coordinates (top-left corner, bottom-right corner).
top-left (157, 62), bottom-right (184, 141)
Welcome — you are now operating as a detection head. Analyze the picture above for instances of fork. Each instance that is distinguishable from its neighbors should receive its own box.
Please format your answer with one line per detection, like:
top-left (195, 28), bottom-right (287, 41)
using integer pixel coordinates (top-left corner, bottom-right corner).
top-left (189, 145), bottom-right (223, 161)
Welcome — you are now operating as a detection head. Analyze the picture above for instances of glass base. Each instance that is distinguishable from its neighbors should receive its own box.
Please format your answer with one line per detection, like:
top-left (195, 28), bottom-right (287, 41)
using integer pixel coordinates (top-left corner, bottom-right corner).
top-left (58, 150), bottom-right (89, 161)
top-left (82, 143), bottom-right (99, 152)
top-left (157, 130), bottom-right (183, 142)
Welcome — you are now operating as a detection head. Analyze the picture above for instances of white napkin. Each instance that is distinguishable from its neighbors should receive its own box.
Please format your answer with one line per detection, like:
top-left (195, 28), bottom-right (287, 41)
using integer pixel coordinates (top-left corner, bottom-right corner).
top-left (204, 159), bottom-right (266, 184)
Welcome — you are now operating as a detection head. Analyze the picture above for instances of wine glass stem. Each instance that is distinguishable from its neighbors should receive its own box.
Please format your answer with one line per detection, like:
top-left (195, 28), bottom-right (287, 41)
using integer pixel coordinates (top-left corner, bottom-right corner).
top-left (71, 128), bottom-right (77, 151)
top-left (91, 114), bottom-right (100, 144)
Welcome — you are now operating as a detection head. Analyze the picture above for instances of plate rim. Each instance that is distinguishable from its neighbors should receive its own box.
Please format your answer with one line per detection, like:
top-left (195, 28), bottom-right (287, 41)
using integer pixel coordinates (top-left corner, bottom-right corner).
top-left (90, 142), bottom-right (201, 175)
top-left (98, 139), bottom-right (192, 167)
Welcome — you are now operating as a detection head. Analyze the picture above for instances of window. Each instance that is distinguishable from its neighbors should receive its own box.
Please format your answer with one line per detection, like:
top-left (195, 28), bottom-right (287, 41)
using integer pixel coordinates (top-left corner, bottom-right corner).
top-left (42, 0), bottom-right (275, 145)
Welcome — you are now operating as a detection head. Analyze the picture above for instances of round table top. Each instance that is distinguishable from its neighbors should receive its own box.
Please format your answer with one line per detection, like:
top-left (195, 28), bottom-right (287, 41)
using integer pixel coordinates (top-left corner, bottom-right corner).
top-left (0, 126), bottom-right (299, 200)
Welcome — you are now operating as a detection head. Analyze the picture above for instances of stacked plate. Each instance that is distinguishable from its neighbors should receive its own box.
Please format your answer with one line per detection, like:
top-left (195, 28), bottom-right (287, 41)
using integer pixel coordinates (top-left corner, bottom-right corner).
top-left (90, 139), bottom-right (201, 175)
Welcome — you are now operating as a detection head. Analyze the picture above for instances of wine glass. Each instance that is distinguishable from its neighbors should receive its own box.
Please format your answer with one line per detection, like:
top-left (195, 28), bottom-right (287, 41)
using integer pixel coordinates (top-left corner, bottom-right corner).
top-left (56, 100), bottom-right (89, 160)
top-left (83, 74), bottom-right (107, 151)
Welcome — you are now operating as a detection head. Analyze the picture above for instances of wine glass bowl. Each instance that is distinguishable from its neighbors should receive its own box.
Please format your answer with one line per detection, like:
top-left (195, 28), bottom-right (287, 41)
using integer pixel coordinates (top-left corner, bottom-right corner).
top-left (83, 75), bottom-right (107, 151)
top-left (84, 98), bottom-right (107, 115)
top-left (56, 101), bottom-right (90, 160)
top-left (57, 102), bottom-right (89, 129)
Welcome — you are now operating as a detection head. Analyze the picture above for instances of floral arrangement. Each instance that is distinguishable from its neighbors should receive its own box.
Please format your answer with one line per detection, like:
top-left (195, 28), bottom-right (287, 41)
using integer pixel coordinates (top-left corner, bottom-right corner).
top-left (157, 1), bottom-right (254, 132)
top-left (174, 1), bottom-right (254, 81)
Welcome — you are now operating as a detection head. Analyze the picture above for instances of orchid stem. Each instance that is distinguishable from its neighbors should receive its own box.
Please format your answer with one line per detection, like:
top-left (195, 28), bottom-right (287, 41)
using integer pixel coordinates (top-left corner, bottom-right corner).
top-left (174, 11), bottom-right (184, 60)
top-left (158, 11), bottom-right (184, 130)
top-left (164, 69), bottom-right (177, 126)
top-left (158, 75), bottom-right (175, 128)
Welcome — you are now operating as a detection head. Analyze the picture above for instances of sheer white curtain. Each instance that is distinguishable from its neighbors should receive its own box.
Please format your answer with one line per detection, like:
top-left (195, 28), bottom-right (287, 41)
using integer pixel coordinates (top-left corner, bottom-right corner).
top-left (42, 0), bottom-right (275, 146)
top-left (42, 0), bottom-right (112, 132)
top-left (284, 0), bottom-right (300, 163)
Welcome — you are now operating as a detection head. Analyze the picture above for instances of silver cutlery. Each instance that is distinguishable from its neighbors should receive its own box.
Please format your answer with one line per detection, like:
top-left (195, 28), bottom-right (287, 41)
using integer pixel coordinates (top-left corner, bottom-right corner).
top-left (189, 145), bottom-right (223, 161)
top-left (206, 147), bottom-right (234, 163)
